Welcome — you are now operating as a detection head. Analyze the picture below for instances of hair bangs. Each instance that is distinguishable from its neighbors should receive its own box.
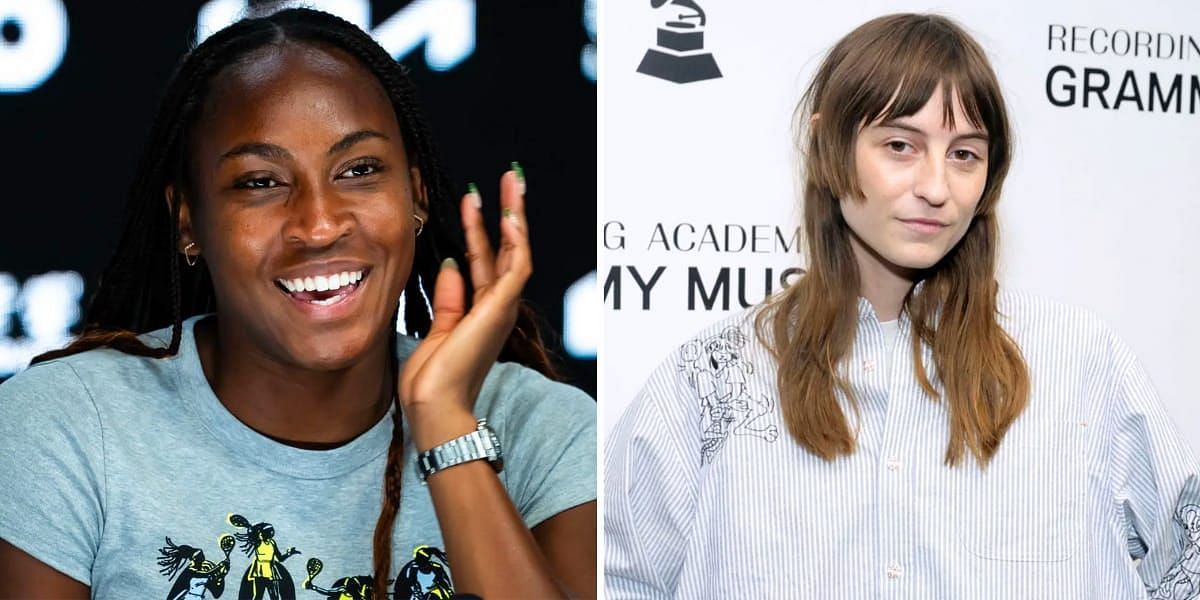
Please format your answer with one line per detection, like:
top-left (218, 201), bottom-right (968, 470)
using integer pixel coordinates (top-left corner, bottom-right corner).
top-left (867, 24), bottom-right (991, 135)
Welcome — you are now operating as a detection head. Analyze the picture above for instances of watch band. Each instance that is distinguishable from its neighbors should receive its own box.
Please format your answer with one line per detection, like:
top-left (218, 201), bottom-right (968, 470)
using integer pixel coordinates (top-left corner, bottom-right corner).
top-left (417, 419), bottom-right (504, 482)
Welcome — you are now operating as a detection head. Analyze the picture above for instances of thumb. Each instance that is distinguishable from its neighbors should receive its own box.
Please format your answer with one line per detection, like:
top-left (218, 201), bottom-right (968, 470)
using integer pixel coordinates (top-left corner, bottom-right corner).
top-left (426, 258), bottom-right (465, 338)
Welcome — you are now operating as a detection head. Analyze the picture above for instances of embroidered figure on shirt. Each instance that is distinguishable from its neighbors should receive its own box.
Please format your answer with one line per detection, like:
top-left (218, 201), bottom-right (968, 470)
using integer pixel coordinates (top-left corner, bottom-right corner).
top-left (301, 557), bottom-right (374, 599)
top-left (157, 534), bottom-right (236, 599)
top-left (393, 545), bottom-right (454, 600)
top-left (680, 326), bottom-right (778, 464)
top-left (1153, 500), bottom-right (1200, 599)
top-left (228, 513), bottom-right (302, 600)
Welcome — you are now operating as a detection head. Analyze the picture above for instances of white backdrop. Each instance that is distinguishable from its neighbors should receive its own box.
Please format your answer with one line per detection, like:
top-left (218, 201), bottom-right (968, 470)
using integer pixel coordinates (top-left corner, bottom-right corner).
top-left (600, 0), bottom-right (1200, 457)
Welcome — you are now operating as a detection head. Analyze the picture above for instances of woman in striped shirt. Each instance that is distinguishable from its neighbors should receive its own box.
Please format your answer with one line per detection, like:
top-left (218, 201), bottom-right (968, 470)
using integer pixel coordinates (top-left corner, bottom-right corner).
top-left (606, 13), bottom-right (1199, 599)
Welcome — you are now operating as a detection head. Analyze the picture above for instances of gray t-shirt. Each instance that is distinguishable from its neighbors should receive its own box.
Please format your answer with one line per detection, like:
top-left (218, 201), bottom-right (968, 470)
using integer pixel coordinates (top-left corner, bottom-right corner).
top-left (0, 315), bottom-right (595, 599)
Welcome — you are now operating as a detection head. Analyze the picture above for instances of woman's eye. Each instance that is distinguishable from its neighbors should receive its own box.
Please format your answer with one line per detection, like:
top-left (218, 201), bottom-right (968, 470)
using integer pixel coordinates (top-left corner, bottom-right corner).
top-left (951, 149), bottom-right (980, 161)
top-left (236, 177), bottom-right (279, 189)
top-left (339, 162), bottom-right (380, 178)
top-left (886, 141), bottom-right (911, 153)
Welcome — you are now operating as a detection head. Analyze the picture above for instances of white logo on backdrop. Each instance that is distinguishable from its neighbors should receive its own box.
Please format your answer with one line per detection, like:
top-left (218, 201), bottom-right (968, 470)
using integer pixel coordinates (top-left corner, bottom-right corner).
top-left (198, 0), bottom-right (476, 71)
top-left (563, 270), bottom-right (597, 359)
top-left (0, 0), bottom-right (68, 93)
top-left (0, 271), bottom-right (84, 376)
top-left (581, 0), bottom-right (596, 81)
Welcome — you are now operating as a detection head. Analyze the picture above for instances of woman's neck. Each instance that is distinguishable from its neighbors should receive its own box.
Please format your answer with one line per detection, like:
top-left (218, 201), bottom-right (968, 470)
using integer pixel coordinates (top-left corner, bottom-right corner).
top-left (193, 316), bottom-right (394, 448)
top-left (848, 234), bottom-right (918, 321)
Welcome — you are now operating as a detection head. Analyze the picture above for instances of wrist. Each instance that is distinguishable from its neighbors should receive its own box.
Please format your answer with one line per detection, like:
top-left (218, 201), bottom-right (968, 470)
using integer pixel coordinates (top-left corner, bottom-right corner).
top-left (415, 417), bottom-right (504, 482)
top-left (408, 406), bottom-right (479, 453)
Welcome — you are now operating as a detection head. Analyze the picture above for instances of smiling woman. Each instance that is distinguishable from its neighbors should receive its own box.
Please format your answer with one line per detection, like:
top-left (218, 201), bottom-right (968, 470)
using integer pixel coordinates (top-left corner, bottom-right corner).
top-left (0, 8), bottom-right (594, 600)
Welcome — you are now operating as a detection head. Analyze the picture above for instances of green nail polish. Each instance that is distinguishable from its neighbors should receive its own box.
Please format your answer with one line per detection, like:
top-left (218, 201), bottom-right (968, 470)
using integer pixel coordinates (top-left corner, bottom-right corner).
top-left (501, 207), bottom-right (512, 218)
top-left (441, 257), bottom-right (458, 270)
top-left (511, 161), bottom-right (526, 195)
top-left (467, 182), bottom-right (482, 209)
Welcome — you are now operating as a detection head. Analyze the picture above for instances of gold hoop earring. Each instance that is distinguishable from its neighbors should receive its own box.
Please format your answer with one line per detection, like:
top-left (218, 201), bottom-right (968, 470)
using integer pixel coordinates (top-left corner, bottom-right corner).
top-left (413, 214), bottom-right (425, 237)
top-left (183, 241), bottom-right (198, 267)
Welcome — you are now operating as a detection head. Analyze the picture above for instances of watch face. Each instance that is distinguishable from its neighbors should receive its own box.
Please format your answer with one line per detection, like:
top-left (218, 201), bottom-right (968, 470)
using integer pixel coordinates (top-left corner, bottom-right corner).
top-left (488, 429), bottom-right (504, 473)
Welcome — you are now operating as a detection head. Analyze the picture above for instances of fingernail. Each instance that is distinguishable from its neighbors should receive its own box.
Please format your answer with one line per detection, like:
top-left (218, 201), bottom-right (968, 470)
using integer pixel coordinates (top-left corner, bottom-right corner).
top-left (441, 257), bottom-right (458, 270)
top-left (511, 161), bottom-right (526, 195)
top-left (467, 182), bottom-right (481, 209)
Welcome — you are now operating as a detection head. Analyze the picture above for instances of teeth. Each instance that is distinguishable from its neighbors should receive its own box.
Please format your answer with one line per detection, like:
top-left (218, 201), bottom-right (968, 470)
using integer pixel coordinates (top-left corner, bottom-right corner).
top-left (278, 270), bottom-right (365, 294)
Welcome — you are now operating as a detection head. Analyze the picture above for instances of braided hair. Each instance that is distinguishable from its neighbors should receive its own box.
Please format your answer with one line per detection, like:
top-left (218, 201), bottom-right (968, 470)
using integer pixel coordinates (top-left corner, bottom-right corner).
top-left (31, 8), bottom-right (558, 596)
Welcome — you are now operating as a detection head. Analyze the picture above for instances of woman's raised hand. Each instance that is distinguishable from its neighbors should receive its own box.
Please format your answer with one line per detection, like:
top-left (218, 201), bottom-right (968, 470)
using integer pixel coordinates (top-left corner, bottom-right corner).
top-left (398, 167), bottom-right (531, 450)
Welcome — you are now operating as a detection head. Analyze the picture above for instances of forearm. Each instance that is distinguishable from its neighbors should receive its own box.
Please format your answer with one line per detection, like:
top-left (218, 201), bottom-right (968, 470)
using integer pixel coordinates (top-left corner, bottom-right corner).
top-left (415, 411), bottom-right (564, 599)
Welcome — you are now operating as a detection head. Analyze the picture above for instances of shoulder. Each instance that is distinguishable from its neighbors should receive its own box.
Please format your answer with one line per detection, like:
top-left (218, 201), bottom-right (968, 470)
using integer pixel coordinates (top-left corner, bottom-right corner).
top-left (616, 306), bottom-right (770, 428)
top-left (2, 329), bottom-right (179, 408)
top-left (650, 306), bottom-right (769, 386)
top-left (996, 288), bottom-right (1107, 328)
top-left (476, 361), bottom-right (595, 430)
top-left (0, 326), bottom-right (186, 445)
top-left (995, 288), bottom-right (1138, 372)
top-left (0, 358), bottom-right (94, 418)
top-left (996, 288), bottom-right (1114, 340)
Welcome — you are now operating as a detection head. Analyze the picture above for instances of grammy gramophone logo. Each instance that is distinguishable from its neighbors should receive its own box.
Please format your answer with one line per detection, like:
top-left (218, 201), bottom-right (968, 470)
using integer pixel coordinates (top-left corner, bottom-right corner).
top-left (636, 0), bottom-right (723, 84)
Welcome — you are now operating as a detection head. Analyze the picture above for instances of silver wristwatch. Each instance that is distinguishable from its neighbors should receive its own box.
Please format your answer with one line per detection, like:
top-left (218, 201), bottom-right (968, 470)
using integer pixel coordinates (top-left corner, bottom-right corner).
top-left (417, 419), bottom-right (504, 482)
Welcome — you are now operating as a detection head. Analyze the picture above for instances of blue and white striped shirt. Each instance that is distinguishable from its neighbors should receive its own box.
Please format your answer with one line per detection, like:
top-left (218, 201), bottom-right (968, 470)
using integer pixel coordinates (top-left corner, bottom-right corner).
top-left (605, 290), bottom-right (1200, 599)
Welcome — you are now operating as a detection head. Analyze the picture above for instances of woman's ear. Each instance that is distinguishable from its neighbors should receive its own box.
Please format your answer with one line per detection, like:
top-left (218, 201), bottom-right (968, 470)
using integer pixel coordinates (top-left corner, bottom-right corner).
top-left (409, 167), bottom-right (429, 223)
top-left (166, 185), bottom-right (199, 256)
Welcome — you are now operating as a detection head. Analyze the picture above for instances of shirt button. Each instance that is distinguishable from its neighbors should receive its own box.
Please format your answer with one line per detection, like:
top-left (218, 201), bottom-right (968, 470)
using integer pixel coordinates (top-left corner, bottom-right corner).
top-left (886, 562), bottom-right (903, 579)
top-left (886, 457), bottom-right (902, 471)
top-left (863, 359), bottom-right (876, 372)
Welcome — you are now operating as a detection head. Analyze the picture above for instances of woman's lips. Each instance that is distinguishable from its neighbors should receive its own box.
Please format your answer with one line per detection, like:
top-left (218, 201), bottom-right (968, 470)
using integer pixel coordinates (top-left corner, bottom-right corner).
top-left (898, 218), bottom-right (947, 235)
top-left (276, 269), bottom-right (369, 319)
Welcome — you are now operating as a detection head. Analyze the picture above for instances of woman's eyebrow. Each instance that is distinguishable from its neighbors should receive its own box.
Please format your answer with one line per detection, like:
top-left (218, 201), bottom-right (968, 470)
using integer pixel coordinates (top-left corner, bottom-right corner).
top-left (217, 131), bottom-right (389, 164)
top-left (220, 142), bottom-right (292, 163)
top-left (876, 119), bottom-right (989, 143)
top-left (328, 130), bottom-right (389, 155)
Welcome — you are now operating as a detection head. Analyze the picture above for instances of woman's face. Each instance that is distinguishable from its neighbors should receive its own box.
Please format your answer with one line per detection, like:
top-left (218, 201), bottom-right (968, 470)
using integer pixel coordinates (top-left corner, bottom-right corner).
top-left (179, 42), bottom-right (423, 370)
top-left (840, 85), bottom-right (990, 275)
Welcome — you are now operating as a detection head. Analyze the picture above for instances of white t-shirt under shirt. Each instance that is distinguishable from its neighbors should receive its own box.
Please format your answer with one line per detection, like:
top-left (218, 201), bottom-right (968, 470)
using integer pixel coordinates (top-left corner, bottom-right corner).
top-left (880, 318), bottom-right (899, 381)
top-left (0, 315), bottom-right (596, 598)
top-left (606, 290), bottom-right (1199, 598)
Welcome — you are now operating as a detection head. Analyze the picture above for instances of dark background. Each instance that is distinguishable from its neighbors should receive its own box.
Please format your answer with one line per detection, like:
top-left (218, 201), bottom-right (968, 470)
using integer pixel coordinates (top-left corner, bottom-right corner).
top-left (0, 0), bottom-right (596, 393)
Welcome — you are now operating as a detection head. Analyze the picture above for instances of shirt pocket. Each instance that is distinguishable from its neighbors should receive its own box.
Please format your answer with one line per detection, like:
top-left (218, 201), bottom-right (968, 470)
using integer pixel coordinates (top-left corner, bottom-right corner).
top-left (958, 420), bottom-right (1085, 562)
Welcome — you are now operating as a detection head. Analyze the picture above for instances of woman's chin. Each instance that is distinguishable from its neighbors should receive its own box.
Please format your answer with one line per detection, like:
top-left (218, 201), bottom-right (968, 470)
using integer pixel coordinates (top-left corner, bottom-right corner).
top-left (885, 244), bottom-right (952, 272)
top-left (284, 336), bottom-right (378, 372)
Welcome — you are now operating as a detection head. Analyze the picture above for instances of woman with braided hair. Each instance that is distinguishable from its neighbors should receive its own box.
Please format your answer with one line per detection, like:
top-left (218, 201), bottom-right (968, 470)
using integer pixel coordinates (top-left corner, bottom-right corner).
top-left (0, 7), bottom-right (595, 599)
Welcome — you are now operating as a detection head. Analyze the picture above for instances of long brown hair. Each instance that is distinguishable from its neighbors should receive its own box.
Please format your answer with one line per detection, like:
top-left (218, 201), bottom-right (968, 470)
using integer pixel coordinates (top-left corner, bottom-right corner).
top-left (756, 13), bottom-right (1028, 467)
top-left (29, 9), bottom-right (557, 597)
